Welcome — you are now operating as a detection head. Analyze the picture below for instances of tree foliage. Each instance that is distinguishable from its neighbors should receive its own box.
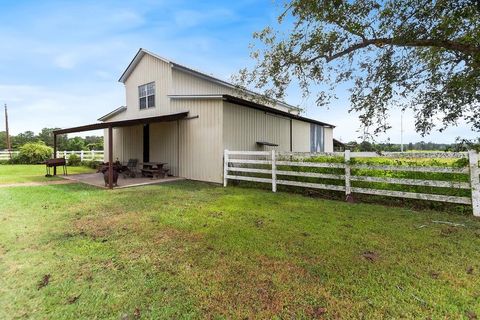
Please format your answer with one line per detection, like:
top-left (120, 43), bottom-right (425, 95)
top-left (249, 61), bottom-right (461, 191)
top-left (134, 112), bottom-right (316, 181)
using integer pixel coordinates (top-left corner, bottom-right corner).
top-left (15, 142), bottom-right (53, 164)
top-left (1, 128), bottom-right (103, 151)
top-left (237, 0), bottom-right (480, 137)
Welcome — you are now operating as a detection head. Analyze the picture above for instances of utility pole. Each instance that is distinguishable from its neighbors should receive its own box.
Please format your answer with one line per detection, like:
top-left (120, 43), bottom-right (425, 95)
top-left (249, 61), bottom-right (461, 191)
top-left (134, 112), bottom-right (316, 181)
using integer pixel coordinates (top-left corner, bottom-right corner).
top-left (4, 104), bottom-right (11, 153)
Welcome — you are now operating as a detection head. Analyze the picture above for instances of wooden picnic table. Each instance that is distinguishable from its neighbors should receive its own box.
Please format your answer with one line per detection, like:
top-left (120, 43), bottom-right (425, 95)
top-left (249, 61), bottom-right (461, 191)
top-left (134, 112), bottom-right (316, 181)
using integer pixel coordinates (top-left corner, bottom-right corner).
top-left (140, 162), bottom-right (169, 179)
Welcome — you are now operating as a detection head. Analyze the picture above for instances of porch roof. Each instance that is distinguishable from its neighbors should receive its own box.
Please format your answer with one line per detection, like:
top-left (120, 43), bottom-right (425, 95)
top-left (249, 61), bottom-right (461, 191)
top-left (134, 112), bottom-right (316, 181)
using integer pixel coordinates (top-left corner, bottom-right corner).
top-left (53, 111), bottom-right (189, 135)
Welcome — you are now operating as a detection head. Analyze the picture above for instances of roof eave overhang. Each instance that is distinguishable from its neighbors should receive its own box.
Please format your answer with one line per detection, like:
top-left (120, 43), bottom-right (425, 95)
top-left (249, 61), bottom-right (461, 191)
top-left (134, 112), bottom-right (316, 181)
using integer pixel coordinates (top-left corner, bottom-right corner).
top-left (222, 95), bottom-right (335, 128)
top-left (54, 111), bottom-right (189, 135)
top-left (97, 106), bottom-right (127, 121)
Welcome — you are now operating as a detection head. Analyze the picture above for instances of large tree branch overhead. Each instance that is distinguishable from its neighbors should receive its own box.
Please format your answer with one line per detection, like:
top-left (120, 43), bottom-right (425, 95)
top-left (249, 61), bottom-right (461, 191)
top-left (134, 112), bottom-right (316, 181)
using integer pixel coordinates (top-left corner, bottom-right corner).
top-left (238, 0), bottom-right (480, 137)
top-left (316, 38), bottom-right (480, 63)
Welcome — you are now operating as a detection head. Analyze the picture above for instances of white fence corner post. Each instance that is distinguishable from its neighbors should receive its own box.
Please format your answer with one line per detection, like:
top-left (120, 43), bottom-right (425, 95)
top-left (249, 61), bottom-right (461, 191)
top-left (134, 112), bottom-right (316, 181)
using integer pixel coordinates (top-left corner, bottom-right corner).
top-left (223, 149), bottom-right (229, 187)
top-left (91, 150), bottom-right (95, 160)
top-left (344, 150), bottom-right (352, 202)
top-left (80, 150), bottom-right (84, 161)
top-left (468, 150), bottom-right (480, 217)
top-left (272, 149), bottom-right (277, 192)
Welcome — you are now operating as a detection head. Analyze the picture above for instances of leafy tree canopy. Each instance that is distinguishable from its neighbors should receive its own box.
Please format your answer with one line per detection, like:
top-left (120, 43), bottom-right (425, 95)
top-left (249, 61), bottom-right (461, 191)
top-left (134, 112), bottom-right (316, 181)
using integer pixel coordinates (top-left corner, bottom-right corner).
top-left (237, 0), bottom-right (480, 137)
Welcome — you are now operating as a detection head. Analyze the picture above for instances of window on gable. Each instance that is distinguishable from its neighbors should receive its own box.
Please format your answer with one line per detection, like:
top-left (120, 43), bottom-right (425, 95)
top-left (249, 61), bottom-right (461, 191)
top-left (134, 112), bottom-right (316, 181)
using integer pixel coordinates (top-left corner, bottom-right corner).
top-left (310, 124), bottom-right (325, 152)
top-left (138, 82), bottom-right (155, 109)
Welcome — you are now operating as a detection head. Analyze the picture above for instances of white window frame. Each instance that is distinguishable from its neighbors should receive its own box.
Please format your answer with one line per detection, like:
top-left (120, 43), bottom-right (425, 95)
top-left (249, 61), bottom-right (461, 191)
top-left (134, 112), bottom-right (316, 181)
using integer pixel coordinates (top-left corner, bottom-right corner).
top-left (138, 82), bottom-right (155, 109)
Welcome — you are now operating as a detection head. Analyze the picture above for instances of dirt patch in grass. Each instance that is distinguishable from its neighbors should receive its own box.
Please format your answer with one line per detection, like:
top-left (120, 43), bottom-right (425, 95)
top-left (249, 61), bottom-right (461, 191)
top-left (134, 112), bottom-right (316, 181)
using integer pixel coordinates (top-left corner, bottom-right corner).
top-left (37, 274), bottom-right (51, 290)
top-left (73, 212), bottom-right (145, 239)
top-left (191, 255), bottom-right (336, 318)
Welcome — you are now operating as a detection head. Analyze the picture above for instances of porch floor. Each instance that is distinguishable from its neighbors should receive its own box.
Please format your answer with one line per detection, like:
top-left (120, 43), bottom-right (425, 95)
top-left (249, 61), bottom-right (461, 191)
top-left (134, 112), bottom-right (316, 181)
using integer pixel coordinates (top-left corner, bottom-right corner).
top-left (61, 173), bottom-right (184, 189)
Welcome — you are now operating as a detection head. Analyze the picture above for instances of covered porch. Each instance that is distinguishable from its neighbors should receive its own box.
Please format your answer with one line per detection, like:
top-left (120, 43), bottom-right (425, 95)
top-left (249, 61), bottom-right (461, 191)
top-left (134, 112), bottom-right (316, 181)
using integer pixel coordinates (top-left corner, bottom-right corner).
top-left (52, 112), bottom-right (189, 189)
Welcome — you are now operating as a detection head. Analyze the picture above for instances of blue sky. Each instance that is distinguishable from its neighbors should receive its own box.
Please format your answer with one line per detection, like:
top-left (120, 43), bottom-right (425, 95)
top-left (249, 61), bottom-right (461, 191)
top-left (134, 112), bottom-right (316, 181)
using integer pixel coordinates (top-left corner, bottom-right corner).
top-left (0, 0), bottom-right (477, 143)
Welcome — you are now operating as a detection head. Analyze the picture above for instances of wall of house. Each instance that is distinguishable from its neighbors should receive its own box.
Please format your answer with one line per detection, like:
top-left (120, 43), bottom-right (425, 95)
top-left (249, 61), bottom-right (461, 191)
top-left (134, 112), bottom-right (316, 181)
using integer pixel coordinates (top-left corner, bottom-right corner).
top-left (171, 68), bottom-right (296, 114)
top-left (170, 98), bottom-right (224, 183)
top-left (223, 101), bottom-right (290, 151)
top-left (103, 125), bottom-right (143, 163)
top-left (222, 101), bottom-right (333, 153)
top-left (149, 122), bottom-right (179, 176)
top-left (291, 120), bottom-right (310, 152)
top-left (324, 127), bottom-right (334, 152)
top-left (122, 54), bottom-right (173, 120)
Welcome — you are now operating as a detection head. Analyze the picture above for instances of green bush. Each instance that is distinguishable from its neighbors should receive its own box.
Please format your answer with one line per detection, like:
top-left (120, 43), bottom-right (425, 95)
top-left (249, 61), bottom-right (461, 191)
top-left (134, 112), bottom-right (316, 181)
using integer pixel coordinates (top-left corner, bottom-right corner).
top-left (15, 142), bottom-right (53, 164)
top-left (80, 160), bottom-right (102, 169)
top-left (67, 154), bottom-right (81, 166)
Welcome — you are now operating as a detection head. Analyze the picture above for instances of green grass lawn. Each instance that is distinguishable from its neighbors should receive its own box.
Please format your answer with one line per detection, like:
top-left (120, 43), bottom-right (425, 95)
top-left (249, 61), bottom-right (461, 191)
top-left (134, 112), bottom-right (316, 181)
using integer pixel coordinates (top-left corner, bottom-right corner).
top-left (0, 165), bottom-right (95, 184)
top-left (0, 166), bottom-right (479, 319)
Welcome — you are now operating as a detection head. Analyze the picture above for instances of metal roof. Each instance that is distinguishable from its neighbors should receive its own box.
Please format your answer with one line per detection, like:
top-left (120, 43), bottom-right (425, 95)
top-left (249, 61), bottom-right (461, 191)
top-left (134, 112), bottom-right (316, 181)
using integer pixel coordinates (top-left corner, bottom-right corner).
top-left (97, 106), bottom-right (127, 121)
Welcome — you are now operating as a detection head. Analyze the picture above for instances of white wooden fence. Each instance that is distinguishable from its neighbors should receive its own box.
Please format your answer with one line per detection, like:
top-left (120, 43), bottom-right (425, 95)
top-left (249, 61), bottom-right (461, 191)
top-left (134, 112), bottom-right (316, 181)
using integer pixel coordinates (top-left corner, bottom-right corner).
top-left (54, 150), bottom-right (104, 161)
top-left (0, 150), bottom-right (104, 161)
top-left (223, 150), bottom-right (480, 217)
top-left (0, 150), bottom-right (19, 160)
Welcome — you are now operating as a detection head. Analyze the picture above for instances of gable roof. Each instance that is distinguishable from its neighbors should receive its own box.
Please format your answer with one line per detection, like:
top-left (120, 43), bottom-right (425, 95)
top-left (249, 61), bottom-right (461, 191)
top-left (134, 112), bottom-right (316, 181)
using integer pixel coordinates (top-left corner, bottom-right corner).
top-left (118, 48), bottom-right (300, 112)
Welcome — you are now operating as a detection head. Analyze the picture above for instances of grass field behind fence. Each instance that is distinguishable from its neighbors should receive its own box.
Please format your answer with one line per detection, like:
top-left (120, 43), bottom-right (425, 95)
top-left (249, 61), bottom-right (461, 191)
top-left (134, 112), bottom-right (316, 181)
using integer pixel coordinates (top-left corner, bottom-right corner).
top-left (230, 155), bottom-right (475, 214)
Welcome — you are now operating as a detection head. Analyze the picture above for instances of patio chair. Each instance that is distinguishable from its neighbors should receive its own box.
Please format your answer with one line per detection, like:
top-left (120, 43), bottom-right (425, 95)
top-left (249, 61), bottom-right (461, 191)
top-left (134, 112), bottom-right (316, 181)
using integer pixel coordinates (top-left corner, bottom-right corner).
top-left (122, 159), bottom-right (138, 178)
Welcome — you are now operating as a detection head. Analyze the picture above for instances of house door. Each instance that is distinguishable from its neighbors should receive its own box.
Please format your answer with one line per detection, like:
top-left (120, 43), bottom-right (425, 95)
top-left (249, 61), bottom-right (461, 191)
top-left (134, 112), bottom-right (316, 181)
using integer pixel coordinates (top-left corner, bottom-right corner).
top-left (143, 124), bottom-right (150, 162)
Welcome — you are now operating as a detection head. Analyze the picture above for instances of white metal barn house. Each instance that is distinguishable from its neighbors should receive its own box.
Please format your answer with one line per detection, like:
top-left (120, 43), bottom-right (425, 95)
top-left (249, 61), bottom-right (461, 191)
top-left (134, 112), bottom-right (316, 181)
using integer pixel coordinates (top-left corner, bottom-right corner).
top-left (100, 48), bottom-right (335, 184)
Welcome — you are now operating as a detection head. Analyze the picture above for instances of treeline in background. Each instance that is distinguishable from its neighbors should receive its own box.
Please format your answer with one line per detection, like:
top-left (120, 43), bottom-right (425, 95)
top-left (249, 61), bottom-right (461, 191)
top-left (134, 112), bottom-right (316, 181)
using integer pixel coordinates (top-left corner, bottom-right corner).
top-left (343, 138), bottom-right (480, 152)
top-left (0, 128), bottom-right (103, 151)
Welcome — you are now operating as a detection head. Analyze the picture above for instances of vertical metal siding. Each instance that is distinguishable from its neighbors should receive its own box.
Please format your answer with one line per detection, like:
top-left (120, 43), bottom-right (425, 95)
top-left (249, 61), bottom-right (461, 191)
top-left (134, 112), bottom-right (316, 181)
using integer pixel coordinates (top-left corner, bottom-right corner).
top-left (171, 98), bottom-right (223, 183)
top-left (223, 102), bottom-right (290, 152)
top-left (149, 122), bottom-right (179, 176)
top-left (171, 69), bottom-right (294, 113)
top-left (291, 120), bottom-right (310, 152)
top-left (124, 54), bottom-right (172, 119)
top-left (324, 127), bottom-right (334, 152)
top-left (103, 126), bottom-right (143, 164)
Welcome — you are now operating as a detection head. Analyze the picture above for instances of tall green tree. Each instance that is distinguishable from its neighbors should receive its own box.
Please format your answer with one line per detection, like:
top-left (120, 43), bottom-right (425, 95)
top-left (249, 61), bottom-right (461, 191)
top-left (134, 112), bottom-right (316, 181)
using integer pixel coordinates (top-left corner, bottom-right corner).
top-left (237, 0), bottom-right (480, 137)
top-left (37, 128), bottom-right (57, 147)
top-left (0, 131), bottom-right (7, 150)
top-left (12, 131), bottom-right (36, 148)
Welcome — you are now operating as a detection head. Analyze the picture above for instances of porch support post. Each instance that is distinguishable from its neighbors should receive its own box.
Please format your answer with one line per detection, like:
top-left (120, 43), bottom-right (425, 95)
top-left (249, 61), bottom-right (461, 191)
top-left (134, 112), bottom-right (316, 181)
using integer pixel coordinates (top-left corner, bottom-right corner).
top-left (53, 133), bottom-right (57, 176)
top-left (108, 126), bottom-right (113, 189)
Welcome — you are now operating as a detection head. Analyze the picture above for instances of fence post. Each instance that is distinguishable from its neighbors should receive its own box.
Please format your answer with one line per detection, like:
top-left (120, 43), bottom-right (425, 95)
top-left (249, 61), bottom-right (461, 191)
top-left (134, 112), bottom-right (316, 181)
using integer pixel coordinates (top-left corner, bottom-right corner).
top-left (223, 150), bottom-right (229, 187)
top-left (468, 150), bottom-right (480, 217)
top-left (91, 150), bottom-right (95, 161)
top-left (344, 150), bottom-right (353, 202)
top-left (80, 150), bottom-right (84, 161)
top-left (272, 149), bottom-right (277, 192)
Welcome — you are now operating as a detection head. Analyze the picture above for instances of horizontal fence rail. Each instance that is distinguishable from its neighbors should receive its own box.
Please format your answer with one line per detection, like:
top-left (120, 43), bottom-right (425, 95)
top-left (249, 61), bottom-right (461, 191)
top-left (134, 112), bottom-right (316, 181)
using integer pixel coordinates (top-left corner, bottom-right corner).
top-left (224, 149), bottom-right (480, 217)
top-left (0, 151), bottom-right (19, 160)
top-left (0, 150), bottom-right (104, 161)
top-left (55, 150), bottom-right (104, 161)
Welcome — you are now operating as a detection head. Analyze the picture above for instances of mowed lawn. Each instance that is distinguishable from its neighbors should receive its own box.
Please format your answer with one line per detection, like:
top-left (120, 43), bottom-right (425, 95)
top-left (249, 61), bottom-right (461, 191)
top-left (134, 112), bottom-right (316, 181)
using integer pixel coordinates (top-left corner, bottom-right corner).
top-left (0, 165), bottom-right (94, 184)
top-left (1, 167), bottom-right (479, 319)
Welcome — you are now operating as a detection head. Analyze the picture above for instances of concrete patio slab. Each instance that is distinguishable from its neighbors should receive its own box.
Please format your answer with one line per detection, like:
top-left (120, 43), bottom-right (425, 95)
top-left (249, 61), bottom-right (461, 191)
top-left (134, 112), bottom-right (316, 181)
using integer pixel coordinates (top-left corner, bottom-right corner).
top-left (61, 173), bottom-right (184, 189)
